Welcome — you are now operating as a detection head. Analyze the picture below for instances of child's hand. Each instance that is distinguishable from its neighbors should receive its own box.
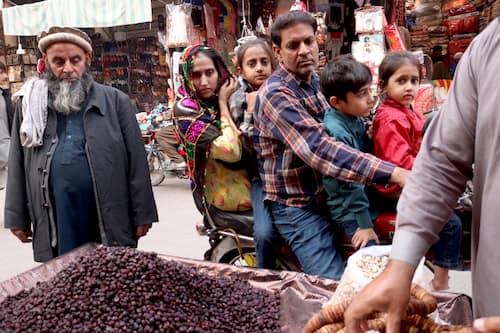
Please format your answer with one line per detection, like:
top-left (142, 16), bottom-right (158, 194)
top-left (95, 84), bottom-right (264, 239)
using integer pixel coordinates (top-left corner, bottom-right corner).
top-left (245, 91), bottom-right (258, 113)
top-left (365, 120), bottom-right (374, 140)
top-left (218, 76), bottom-right (239, 104)
top-left (352, 228), bottom-right (380, 249)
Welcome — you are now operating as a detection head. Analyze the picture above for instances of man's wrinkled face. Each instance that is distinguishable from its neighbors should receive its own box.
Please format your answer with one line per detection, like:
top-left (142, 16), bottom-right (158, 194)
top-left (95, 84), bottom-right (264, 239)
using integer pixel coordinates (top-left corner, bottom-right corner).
top-left (44, 42), bottom-right (91, 81)
top-left (273, 22), bottom-right (318, 83)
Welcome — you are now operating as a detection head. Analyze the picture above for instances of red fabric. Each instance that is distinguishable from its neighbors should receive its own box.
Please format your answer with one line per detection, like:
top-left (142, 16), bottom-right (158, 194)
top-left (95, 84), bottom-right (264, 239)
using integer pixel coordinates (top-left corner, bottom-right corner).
top-left (204, 0), bottom-right (222, 42)
top-left (372, 99), bottom-right (424, 197)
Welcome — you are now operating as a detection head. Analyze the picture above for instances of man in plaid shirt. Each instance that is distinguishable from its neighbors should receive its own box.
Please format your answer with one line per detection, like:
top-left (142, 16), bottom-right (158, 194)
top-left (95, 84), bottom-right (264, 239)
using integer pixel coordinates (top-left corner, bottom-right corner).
top-left (253, 11), bottom-right (408, 279)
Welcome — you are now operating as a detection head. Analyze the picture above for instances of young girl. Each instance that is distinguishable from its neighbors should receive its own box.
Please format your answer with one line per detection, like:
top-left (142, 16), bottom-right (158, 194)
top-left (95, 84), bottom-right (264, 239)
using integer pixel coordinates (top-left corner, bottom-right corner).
top-left (228, 39), bottom-right (278, 269)
top-left (372, 51), bottom-right (462, 291)
top-left (174, 44), bottom-right (254, 235)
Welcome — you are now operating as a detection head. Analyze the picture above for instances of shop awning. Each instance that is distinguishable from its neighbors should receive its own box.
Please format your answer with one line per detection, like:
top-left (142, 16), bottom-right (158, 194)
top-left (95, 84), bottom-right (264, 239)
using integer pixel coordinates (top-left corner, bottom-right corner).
top-left (2, 0), bottom-right (152, 36)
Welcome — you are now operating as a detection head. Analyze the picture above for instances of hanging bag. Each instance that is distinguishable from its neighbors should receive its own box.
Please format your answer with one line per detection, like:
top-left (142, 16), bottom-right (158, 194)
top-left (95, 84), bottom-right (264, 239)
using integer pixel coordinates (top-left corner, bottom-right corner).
top-left (166, 4), bottom-right (195, 49)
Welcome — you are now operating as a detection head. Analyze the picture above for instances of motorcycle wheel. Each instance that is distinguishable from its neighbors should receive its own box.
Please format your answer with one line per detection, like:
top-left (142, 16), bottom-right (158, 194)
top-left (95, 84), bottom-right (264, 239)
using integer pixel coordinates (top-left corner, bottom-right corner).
top-left (148, 151), bottom-right (166, 186)
top-left (219, 248), bottom-right (258, 267)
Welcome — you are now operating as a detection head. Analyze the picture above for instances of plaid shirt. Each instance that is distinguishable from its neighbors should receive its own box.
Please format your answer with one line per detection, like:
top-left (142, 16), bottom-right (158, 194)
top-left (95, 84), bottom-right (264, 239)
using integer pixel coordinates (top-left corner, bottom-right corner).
top-left (253, 64), bottom-right (395, 207)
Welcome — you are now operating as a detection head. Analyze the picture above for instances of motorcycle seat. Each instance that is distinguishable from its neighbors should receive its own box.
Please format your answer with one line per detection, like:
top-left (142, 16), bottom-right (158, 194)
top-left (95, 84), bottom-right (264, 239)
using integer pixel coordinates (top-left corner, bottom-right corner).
top-left (205, 205), bottom-right (254, 237)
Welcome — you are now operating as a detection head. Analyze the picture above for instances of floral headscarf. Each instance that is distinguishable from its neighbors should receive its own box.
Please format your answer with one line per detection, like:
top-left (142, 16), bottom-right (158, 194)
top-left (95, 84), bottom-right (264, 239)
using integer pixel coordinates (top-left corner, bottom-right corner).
top-left (174, 45), bottom-right (232, 213)
top-left (179, 44), bottom-right (231, 105)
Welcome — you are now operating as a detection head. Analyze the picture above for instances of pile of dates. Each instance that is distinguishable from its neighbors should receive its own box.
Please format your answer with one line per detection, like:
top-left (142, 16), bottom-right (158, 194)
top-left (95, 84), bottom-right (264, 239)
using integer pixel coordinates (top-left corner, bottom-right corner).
top-left (0, 246), bottom-right (280, 332)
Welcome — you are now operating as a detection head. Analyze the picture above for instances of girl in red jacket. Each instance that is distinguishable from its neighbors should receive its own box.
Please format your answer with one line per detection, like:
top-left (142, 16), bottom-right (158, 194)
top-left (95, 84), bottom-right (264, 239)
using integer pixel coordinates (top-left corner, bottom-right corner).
top-left (372, 51), bottom-right (461, 291)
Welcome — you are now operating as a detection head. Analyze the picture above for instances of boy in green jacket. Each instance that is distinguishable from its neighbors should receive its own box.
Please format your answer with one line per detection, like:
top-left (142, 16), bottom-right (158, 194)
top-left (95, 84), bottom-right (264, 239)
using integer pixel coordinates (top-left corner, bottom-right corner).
top-left (320, 55), bottom-right (379, 249)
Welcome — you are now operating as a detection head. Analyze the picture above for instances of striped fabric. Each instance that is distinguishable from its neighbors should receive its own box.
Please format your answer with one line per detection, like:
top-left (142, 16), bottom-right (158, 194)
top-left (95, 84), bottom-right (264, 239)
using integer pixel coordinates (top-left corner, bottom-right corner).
top-left (2, 0), bottom-right (152, 36)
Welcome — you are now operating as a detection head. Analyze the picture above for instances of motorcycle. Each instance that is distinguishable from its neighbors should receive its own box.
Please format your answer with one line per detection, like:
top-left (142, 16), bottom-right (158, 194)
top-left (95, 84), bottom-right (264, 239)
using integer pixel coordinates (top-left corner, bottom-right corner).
top-left (195, 208), bottom-right (302, 271)
top-left (196, 184), bottom-right (472, 272)
top-left (198, 105), bottom-right (472, 272)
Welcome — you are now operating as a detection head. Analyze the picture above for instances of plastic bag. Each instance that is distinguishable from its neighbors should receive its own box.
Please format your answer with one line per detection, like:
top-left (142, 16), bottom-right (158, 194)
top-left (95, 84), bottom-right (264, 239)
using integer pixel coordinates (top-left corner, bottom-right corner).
top-left (324, 245), bottom-right (430, 307)
top-left (166, 4), bottom-right (194, 49)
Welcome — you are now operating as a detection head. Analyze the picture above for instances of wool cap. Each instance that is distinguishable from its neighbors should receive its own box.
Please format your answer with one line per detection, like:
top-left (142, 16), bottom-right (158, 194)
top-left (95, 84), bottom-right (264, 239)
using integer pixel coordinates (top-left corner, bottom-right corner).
top-left (38, 26), bottom-right (92, 54)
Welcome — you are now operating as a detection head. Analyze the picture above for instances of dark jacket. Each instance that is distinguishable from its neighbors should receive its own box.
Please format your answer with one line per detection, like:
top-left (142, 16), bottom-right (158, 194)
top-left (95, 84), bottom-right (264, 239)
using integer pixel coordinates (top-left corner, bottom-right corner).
top-left (1, 88), bottom-right (14, 134)
top-left (4, 82), bottom-right (158, 262)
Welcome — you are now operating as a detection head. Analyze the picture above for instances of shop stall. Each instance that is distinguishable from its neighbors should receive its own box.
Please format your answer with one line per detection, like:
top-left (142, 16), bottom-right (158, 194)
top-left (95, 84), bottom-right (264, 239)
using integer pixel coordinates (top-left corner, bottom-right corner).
top-left (0, 244), bottom-right (474, 332)
top-left (0, 0), bottom-right (244, 111)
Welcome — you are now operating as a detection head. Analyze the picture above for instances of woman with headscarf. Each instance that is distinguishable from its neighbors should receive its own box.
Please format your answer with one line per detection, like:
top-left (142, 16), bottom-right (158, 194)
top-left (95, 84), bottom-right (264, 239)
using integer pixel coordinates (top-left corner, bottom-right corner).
top-left (174, 44), bottom-right (253, 235)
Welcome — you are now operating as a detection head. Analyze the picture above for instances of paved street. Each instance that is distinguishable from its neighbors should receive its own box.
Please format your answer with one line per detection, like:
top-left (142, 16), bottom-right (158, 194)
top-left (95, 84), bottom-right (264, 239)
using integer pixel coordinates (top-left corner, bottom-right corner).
top-left (0, 177), bottom-right (472, 297)
top-left (0, 177), bottom-right (206, 282)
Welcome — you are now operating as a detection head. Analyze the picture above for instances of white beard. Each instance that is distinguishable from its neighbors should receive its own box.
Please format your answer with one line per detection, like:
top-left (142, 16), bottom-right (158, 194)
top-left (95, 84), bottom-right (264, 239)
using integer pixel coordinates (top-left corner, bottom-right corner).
top-left (46, 67), bottom-right (93, 115)
top-left (52, 80), bottom-right (86, 115)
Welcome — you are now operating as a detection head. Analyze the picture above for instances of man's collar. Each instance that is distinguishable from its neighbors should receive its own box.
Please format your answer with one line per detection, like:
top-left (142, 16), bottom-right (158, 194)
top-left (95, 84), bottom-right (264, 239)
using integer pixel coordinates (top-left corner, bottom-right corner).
top-left (277, 63), bottom-right (318, 89)
top-left (84, 82), bottom-right (106, 115)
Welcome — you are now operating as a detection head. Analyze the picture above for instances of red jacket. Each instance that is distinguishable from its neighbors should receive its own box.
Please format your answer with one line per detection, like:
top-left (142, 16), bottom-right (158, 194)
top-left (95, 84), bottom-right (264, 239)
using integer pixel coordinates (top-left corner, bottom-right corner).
top-left (373, 99), bottom-right (423, 197)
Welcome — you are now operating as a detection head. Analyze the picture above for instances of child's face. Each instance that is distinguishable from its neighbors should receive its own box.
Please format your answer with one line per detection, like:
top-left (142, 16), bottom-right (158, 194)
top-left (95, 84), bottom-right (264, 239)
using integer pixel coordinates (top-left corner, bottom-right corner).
top-left (334, 84), bottom-right (374, 118)
top-left (382, 64), bottom-right (420, 109)
top-left (239, 46), bottom-right (273, 90)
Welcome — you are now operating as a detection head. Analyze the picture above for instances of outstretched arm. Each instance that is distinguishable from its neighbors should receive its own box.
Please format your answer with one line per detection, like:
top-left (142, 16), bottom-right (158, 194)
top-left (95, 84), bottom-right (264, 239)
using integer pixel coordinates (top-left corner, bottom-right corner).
top-left (257, 86), bottom-right (404, 186)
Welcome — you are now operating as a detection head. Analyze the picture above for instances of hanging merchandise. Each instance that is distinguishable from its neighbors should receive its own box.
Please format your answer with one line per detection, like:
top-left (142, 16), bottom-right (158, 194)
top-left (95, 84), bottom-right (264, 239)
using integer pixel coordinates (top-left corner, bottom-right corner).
top-left (171, 51), bottom-right (184, 94)
top-left (166, 4), bottom-right (195, 49)
top-left (290, 0), bottom-right (308, 12)
top-left (238, 0), bottom-right (255, 46)
top-left (352, 34), bottom-right (386, 86)
top-left (313, 12), bottom-right (329, 47)
top-left (268, 16), bottom-right (274, 32)
top-left (352, 6), bottom-right (388, 89)
top-left (186, 0), bottom-right (204, 27)
top-left (256, 17), bottom-right (266, 35)
top-left (219, 0), bottom-right (237, 35)
top-left (385, 24), bottom-right (407, 51)
top-left (157, 14), bottom-right (167, 53)
top-left (354, 6), bottom-right (387, 34)
top-left (204, 0), bottom-right (223, 49)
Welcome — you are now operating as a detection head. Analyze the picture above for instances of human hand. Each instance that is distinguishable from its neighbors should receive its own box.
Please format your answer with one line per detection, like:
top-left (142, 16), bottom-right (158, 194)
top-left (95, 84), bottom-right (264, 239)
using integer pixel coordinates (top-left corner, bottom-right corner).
top-left (318, 53), bottom-right (327, 67)
top-left (365, 120), bottom-right (373, 139)
top-left (245, 91), bottom-right (258, 114)
top-left (344, 259), bottom-right (415, 333)
top-left (135, 224), bottom-right (152, 239)
top-left (218, 76), bottom-right (239, 105)
top-left (11, 229), bottom-right (33, 243)
top-left (474, 317), bottom-right (500, 332)
top-left (389, 167), bottom-right (410, 188)
top-left (352, 228), bottom-right (380, 249)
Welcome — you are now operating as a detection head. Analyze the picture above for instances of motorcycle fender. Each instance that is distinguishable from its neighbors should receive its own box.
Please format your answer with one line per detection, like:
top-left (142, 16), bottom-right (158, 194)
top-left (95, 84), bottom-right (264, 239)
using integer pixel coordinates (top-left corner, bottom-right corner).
top-left (209, 236), bottom-right (254, 262)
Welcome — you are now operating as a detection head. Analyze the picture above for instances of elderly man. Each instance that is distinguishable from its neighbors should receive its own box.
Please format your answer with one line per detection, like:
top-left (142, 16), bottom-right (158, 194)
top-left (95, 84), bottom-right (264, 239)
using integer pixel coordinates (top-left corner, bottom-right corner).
top-left (4, 27), bottom-right (158, 262)
top-left (252, 11), bottom-right (408, 280)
